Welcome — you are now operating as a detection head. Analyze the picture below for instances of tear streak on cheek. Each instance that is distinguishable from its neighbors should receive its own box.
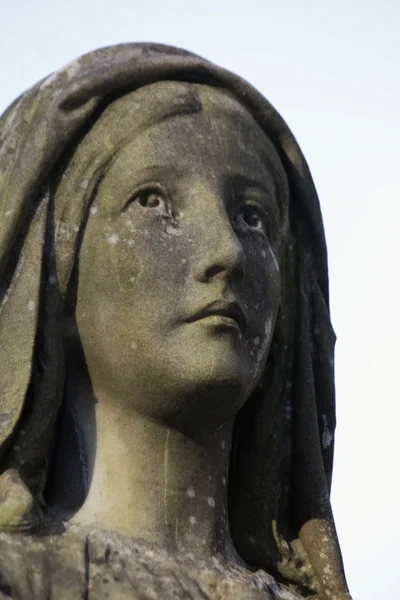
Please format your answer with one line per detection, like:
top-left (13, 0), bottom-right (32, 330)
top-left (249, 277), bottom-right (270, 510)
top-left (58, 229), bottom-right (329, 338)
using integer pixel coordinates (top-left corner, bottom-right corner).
top-left (269, 246), bottom-right (280, 272)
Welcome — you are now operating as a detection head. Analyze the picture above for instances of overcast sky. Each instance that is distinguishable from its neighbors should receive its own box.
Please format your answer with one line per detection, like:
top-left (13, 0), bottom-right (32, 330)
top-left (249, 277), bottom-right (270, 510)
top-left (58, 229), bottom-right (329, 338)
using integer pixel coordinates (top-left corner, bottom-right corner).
top-left (1, 1), bottom-right (398, 598)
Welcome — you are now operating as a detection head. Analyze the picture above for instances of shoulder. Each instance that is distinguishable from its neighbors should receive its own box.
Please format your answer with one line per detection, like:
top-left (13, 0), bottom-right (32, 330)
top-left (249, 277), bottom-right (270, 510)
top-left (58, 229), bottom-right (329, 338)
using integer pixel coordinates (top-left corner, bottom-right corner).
top-left (0, 527), bottom-right (302, 600)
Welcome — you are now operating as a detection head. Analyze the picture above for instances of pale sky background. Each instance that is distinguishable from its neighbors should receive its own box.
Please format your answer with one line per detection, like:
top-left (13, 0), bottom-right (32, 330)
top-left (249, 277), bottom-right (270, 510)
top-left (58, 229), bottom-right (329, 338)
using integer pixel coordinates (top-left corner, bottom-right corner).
top-left (1, 1), bottom-right (398, 598)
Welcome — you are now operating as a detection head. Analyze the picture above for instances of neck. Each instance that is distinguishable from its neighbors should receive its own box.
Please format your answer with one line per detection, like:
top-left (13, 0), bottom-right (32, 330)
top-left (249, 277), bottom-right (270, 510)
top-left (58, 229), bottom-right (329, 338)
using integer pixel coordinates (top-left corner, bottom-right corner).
top-left (64, 377), bottom-right (238, 562)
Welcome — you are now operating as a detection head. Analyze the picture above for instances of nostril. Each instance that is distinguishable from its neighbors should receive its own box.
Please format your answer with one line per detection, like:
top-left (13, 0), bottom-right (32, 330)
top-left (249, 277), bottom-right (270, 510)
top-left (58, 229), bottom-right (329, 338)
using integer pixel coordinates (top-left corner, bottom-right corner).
top-left (205, 265), bottom-right (226, 279)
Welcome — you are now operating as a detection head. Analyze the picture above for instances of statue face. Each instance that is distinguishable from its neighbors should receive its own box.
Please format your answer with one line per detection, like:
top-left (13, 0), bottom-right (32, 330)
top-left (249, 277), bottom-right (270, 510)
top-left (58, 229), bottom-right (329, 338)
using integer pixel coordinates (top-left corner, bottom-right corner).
top-left (74, 95), bottom-right (284, 432)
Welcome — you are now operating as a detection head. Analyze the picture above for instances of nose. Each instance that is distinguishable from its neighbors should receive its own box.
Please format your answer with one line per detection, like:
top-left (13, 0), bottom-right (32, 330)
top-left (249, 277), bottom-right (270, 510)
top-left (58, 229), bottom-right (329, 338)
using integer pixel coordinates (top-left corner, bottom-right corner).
top-left (193, 202), bottom-right (245, 284)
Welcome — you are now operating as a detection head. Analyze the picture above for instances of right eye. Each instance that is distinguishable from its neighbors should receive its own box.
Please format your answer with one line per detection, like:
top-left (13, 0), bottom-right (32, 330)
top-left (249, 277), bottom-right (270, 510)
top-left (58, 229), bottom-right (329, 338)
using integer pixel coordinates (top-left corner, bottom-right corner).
top-left (124, 185), bottom-right (170, 215)
top-left (139, 191), bottom-right (165, 210)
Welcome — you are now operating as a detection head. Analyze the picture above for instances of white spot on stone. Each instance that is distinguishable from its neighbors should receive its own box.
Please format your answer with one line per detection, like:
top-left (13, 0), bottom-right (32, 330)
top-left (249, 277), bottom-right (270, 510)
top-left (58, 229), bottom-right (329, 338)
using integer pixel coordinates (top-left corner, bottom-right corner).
top-left (284, 403), bottom-right (292, 421)
top-left (130, 341), bottom-right (137, 350)
top-left (40, 70), bottom-right (60, 89)
top-left (181, 258), bottom-right (187, 264)
top-left (65, 59), bottom-right (81, 79)
top-left (253, 337), bottom-right (260, 346)
top-left (48, 276), bottom-right (57, 285)
top-left (269, 246), bottom-right (279, 271)
top-left (107, 234), bottom-right (119, 246)
top-left (166, 224), bottom-right (179, 235)
top-left (187, 486), bottom-right (196, 499)
top-left (261, 249), bottom-right (267, 258)
top-left (189, 516), bottom-right (196, 525)
top-left (264, 318), bottom-right (273, 338)
top-left (221, 440), bottom-right (226, 449)
top-left (322, 415), bottom-right (334, 449)
top-left (5, 210), bottom-right (12, 217)
top-left (80, 179), bottom-right (89, 190)
top-left (27, 300), bottom-right (35, 311)
top-left (127, 239), bottom-right (135, 246)
top-left (207, 497), bottom-right (215, 508)
top-left (90, 206), bottom-right (98, 215)
top-left (187, 553), bottom-right (194, 561)
top-left (222, 476), bottom-right (226, 486)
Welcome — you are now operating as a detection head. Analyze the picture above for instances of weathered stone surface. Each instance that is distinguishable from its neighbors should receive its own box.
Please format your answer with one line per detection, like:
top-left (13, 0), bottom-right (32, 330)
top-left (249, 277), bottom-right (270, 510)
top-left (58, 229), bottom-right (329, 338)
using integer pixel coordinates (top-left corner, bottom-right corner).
top-left (0, 527), bottom-right (302, 600)
top-left (0, 43), bottom-right (352, 599)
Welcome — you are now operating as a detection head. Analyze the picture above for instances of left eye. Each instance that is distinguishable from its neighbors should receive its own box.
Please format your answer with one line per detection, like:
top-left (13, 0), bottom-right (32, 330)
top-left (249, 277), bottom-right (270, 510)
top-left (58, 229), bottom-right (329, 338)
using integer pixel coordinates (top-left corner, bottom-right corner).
top-left (238, 207), bottom-right (267, 235)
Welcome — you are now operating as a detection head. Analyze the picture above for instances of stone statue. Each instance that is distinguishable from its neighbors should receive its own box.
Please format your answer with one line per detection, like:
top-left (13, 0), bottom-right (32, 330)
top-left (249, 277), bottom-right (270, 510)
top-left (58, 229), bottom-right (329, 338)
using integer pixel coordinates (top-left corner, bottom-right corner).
top-left (0, 44), bottom-right (352, 599)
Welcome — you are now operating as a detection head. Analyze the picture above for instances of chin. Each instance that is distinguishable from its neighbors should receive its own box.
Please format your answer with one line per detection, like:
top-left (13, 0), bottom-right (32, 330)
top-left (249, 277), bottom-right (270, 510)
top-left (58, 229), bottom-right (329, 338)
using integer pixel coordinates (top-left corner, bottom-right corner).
top-left (186, 345), bottom-right (246, 386)
top-left (165, 355), bottom-right (249, 431)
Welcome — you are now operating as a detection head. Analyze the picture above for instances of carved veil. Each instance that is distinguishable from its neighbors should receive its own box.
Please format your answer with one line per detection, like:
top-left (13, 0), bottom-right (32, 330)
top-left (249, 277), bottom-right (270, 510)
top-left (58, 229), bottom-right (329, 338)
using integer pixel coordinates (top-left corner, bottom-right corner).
top-left (0, 44), bottom-right (350, 599)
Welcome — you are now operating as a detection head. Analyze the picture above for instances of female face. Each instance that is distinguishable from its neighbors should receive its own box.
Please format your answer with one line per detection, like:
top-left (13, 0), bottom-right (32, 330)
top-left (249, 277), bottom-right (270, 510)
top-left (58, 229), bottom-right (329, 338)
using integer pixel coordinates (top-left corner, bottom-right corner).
top-left (74, 90), bottom-right (286, 432)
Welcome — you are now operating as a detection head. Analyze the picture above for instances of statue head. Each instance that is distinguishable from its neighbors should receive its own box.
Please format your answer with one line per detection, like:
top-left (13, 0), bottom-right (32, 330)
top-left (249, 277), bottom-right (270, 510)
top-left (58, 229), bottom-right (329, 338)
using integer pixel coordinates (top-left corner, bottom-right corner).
top-left (0, 44), bottom-right (350, 599)
top-left (62, 82), bottom-right (287, 432)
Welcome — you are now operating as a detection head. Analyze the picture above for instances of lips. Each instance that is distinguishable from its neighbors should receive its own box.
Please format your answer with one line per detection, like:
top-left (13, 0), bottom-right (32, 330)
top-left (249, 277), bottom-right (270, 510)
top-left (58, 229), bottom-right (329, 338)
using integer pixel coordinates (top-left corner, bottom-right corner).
top-left (187, 300), bottom-right (247, 334)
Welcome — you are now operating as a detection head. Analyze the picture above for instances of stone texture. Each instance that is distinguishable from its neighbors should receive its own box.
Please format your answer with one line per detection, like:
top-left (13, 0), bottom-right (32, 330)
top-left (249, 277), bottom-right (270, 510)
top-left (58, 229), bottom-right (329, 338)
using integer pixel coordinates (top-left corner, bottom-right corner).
top-left (0, 43), bottom-right (352, 599)
top-left (0, 526), bottom-right (302, 600)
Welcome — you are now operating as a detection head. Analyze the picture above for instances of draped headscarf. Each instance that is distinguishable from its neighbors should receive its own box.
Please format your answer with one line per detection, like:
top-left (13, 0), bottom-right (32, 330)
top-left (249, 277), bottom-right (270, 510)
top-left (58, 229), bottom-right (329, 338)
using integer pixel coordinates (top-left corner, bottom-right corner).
top-left (0, 43), bottom-right (351, 599)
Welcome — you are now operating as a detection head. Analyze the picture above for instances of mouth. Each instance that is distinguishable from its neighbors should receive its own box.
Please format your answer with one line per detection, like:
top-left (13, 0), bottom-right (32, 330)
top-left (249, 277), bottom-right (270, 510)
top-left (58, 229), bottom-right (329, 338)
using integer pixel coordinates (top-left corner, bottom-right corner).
top-left (187, 300), bottom-right (247, 334)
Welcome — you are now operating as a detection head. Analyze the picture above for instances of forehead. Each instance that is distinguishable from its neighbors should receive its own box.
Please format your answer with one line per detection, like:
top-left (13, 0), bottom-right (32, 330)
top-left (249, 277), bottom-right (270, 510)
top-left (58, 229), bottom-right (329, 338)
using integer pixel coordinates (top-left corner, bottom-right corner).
top-left (107, 96), bottom-right (282, 188)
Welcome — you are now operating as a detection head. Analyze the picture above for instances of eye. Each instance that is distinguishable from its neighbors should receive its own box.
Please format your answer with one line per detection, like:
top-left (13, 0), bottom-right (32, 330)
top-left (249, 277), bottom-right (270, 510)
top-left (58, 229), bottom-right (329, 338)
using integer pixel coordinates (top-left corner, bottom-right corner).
top-left (124, 185), bottom-right (170, 215)
top-left (237, 206), bottom-right (268, 235)
top-left (138, 189), bottom-right (169, 214)
top-left (139, 191), bottom-right (165, 210)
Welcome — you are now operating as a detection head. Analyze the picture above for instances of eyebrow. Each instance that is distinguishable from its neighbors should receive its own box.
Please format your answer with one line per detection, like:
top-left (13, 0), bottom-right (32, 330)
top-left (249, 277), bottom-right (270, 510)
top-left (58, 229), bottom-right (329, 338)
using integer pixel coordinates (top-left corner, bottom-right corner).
top-left (112, 162), bottom-right (282, 221)
top-left (132, 167), bottom-right (275, 190)
top-left (228, 173), bottom-right (274, 197)
top-left (130, 164), bottom-right (187, 180)
top-left (227, 173), bottom-right (283, 226)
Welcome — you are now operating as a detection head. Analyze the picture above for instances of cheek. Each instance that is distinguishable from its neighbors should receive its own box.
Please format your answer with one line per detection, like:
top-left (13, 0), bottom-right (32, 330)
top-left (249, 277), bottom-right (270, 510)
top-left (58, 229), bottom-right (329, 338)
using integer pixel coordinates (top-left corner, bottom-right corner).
top-left (242, 239), bottom-right (281, 313)
top-left (78, 213), bottom-right (194, 318)
top-left (114, 217), bottom-right (193, 297)
top-left (242, 242), bottom-right (281, 380)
